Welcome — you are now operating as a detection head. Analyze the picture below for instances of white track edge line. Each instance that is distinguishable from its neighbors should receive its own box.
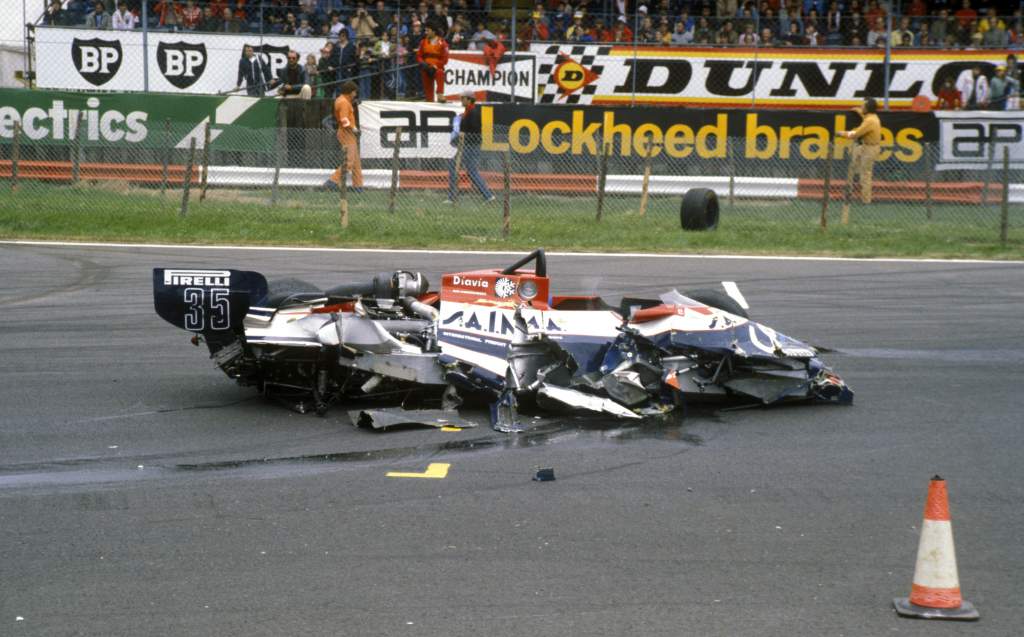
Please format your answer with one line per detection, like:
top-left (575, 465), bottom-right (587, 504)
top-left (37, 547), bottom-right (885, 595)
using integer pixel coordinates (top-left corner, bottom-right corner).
top-left (1, 239), bottom-right (1022, 265)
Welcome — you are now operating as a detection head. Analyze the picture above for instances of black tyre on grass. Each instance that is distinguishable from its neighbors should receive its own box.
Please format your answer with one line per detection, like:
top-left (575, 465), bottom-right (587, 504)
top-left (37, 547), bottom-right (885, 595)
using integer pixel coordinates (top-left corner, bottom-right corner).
top-left (680, 188), bottom-right (719, 231)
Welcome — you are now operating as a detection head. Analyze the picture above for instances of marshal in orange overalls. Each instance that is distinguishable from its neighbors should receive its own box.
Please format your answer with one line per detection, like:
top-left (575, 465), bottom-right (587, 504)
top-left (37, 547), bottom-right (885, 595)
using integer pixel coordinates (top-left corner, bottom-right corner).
top-left (416, 34), bottom-right (449, 102)
top-left (329, 90), bottom-right (363, 188)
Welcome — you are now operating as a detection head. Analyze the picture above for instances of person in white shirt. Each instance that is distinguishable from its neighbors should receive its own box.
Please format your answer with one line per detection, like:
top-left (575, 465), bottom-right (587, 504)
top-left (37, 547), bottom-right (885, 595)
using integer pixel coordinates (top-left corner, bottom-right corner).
top-left (956, 65), bottom-right (989, 110)
top-left (111, 1), bottom-right (137, 30)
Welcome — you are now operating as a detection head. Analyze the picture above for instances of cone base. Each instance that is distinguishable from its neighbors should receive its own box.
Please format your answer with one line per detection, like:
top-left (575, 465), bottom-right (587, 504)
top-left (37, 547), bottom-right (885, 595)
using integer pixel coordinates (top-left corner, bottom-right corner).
top-left (893, 598), bottom-right (979, 621)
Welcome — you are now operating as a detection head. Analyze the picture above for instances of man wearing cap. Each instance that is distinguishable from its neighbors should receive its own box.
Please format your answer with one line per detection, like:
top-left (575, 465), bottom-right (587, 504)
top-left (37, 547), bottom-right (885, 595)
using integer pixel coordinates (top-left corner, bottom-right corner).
top-left (326, 81), bottom-right (363, 192)
top-left (445, 91), bottom-right (494, 204)
top-left (989, 66), bottom-right (1010, 110)
top-left (838, 97), bottom-right (882, 204)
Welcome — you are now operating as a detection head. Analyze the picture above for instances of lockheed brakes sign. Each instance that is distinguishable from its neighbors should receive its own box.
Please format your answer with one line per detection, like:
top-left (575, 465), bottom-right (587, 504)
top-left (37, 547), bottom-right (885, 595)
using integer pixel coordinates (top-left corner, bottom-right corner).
top-left (36, 27), bottom-right (323, 94)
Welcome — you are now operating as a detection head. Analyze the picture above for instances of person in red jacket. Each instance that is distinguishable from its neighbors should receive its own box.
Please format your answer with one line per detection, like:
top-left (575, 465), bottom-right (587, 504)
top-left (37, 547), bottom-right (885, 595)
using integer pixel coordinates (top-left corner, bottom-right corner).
top-left (417, 24), bottom-right (449, 102)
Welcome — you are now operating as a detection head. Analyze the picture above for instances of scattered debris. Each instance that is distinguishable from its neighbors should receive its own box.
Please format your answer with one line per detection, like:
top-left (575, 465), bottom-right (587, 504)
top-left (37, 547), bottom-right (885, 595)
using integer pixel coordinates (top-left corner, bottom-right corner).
top-left (533, 468), bottom-right (556, 482)
top-left (351, 408), bottom-right (474, 430)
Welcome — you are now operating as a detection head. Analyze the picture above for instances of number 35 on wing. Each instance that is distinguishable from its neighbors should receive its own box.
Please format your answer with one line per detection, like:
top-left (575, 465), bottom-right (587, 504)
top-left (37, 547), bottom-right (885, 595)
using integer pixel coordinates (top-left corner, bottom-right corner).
top-left (153, 268), bottom-right (269, 333)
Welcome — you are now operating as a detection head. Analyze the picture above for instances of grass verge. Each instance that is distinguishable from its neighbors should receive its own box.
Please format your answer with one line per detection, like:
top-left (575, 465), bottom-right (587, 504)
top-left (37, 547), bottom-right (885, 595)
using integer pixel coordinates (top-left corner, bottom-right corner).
top-left (1, 182), bottom-right (1021, 259)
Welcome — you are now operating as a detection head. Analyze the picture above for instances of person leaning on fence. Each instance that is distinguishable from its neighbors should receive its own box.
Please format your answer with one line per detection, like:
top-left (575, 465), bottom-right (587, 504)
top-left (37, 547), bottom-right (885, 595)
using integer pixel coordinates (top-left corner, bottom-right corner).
top-left (273, 50), bottom-right (312, 100)
top-left (325, 81), bottom-right (364, 193)
top-left (236, 45), bottom-right (271, 97)
top-left (838, 97), bottom-right (881, 205)
top-left (417, 24), bottom-right (449, 102)
top-left (936, 76), bottom-right (962, 110)
top-left (445, 91), bottom-right (494, 205)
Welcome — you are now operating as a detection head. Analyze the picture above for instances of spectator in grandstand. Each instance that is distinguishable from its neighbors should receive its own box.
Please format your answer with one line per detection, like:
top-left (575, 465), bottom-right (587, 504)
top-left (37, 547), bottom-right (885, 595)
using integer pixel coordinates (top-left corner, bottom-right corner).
top-left (737, 22), bottom-right (757, 44)
top-left (329, 12), bottom-right (346, 41)
top-left (387, 12), bottom-right (408, 40)
top-left (671, 19), bottom-right (694, 44)
top-left (804, 22), bottom-right (822, 44)
top-left (825, 2), bottom-right (843, 39)
top-left (111, 1), bottom-right (136, 29)
top-left (448, 20), bottom-right (469, 49)
top-left (717, 19), bottom-right (739, 44)
top-left (637, 15), bottom-right (658, 42)
top-left (316, 43), bottom-right (337, 97)
top-left (693, 16), bottom-right (712, 43)
top-left (957, 64), bottom-right (988, 109)
top-left (273, 49), bottom-right (312, 99)
top-left (760, 26), bottom-right (777, 44)
top-left (296, 17), bottom-right (313, 36)
top-left (839, 97), bottom-right (881, 204)
top-left (154, 0), bottom-right (182, 30)
top-left (866, 16), bottom-right (886, 46)
top-left (181, 0), bottom-right (201, 30)
top-left (42, 0), bottom-right (66, 26)
top-left (337, 30), bottom-right (357, 81)
top-left (779, 8), bottom-right (803, 39)
top-left (518, 11), bottom-right (551, 43)
top-left (935, 76), bottom-right (962, 109)
top-left (352, 4), bottom-right (379, 41)
top-left (199, 6), bottom-right (218, 31)
top-left (981, 14), bottom-right (1009, 47)
top-left (953, 0), bottom-right (977, 28)
top-left (717, 0), bottom-right (738, 18)
top-left (279, 12), bottom-right (298, 35)
top-left (988, 66), bottom-right (1012, 110)
top-left (782, 21), bottom-right (803, 44)
top-left (930, 9), bottom-right (951, 43)
top-left (469, 21), bottom-right (496, 49)
top-left (805, 9), bottom-right (823, 37)
top-left (417, 24), bottom-right (449, 102)
top-left (1007, 54), bottom-right (1021, 110)
top-left (305, 52), bottom-right (319, 92)
top-left (906, 0), bottom-right (927, 25)
top-left (565, 11), bottom-right (588, 41)
top-left (84, 1), bottom-right (111, 28)
top-left (355, 39), bottom-right (376, 98)
top-left (220, 7), bottom-right (243, 33)
top-left (914, 22), bottom-right (935, 46)
top-left (843, 11), bottom-right (867, 44)
top-left (236, 45), bottom-right (271, 96)
top-left (890, 16), bottom-right (913, 45)
top-left (445, 91), bottom-right (493, 204)
top-left (325, 81), bottom-right (363, 193)
top-left (864, 0), bottom-right (885, 24)
top-left (64, 0), bottom-right (88, 25)
top-left (611, 16), bottom-right (634, 42)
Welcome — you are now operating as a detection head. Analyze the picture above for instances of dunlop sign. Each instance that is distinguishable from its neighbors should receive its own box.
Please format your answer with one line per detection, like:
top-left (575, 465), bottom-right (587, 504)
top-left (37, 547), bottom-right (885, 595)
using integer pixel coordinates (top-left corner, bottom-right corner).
top-left (531, 44), bottom-right (1016, 110)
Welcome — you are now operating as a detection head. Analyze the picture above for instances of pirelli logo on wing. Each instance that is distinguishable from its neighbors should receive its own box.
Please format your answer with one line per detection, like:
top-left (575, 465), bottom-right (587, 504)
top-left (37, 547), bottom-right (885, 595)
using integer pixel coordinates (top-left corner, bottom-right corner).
top-left (163, 269), bottom-right (231, 286)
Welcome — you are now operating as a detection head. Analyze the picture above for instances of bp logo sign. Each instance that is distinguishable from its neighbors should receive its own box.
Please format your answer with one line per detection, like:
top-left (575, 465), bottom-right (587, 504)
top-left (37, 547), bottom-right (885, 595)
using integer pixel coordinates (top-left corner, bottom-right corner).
top-left (71, 38), bottom-right (122, 86)
top-left (157, 41), bottom-right (208, 89)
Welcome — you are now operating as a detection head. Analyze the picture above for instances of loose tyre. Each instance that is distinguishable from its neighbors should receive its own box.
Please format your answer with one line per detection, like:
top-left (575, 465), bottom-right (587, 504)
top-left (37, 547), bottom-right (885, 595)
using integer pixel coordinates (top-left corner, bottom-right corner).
top-left (683, 288), bottom-right (749, 318)
top-left (679, 188), bottom-right (719, 231)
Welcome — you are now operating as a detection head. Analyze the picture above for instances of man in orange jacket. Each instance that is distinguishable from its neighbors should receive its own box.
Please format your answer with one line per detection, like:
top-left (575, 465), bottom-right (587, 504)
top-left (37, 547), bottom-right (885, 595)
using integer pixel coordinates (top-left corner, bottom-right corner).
top-left (326, 81), bottom-right (363, 192)
top-left (417, 24), bottom-right (449, 102)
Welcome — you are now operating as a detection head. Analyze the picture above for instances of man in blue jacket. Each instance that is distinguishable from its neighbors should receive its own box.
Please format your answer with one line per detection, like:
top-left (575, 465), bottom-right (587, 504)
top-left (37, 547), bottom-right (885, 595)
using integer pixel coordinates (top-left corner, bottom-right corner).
top-left (236, 45), bottom-right (271, 96)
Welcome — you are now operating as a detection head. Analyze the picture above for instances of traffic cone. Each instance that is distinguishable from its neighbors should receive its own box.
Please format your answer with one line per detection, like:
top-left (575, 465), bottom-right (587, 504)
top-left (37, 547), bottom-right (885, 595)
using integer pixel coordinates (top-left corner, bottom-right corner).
top-left (893, 476), bottom-right (979, 620)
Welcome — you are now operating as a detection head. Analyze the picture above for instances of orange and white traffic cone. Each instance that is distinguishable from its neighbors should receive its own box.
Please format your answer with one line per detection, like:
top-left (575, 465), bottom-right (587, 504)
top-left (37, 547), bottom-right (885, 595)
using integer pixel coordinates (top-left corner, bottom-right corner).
top-left (893, 476), bottom-right (979, 620)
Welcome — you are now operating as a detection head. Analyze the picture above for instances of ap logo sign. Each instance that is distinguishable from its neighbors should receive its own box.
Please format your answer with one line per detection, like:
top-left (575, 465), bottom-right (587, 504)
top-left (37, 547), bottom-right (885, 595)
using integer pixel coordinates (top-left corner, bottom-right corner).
top-left (71, 38), bottom-right (122, 86)
top-left (157, 41), bottom-right (207, 89)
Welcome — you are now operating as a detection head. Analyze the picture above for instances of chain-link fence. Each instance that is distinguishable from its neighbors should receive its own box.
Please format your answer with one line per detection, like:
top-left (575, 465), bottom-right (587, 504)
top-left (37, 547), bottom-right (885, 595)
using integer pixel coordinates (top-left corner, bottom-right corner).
top-left (1, 102), bottom-right (1021, 253)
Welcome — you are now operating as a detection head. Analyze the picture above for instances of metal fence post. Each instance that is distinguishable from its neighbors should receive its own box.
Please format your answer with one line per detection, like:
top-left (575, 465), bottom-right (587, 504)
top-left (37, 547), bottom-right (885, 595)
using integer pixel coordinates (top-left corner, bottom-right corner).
top-left (70, 115), bottom-right (82, 185)
top-left (1000, 146), bottom-right (1010, 244)
top-left (180, 137), bottom-right (196, 219)
top-left (982, 134), bottom-right (995, 205)
top-left (841, 145), bottom-right (852, 225)
top-left (199, 121), bottom-right (211, 202)
top-left (451, 132), bottom-right (465, 203)
top-left (727, 137), bottom-right (736, 208)
top-left (339, 149), bottom-right (349, 228)
top-left (502, 146), bottom-right (511, 238)
top-left (271, 108), bottom-right (285, 205)
top-left (10, 121), bottom-right (20, 191)
top-left (924, 141), bottom-right (934, 220)
top-left (596, 142), bottom-right (610, 222)
top-left (160, 118), bottom-right (171, 195)
top-left (638, 137), bottom-right (655, 218)
top-left (388, 127), bottom-right (402, 214)
top-left (820, 141), bottom-right (833, 231)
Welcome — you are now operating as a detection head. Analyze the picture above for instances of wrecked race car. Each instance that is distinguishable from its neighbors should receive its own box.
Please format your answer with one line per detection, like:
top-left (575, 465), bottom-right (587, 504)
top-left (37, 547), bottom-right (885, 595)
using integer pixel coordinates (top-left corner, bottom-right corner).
top-left (153, 249), bottom-right (852, 432)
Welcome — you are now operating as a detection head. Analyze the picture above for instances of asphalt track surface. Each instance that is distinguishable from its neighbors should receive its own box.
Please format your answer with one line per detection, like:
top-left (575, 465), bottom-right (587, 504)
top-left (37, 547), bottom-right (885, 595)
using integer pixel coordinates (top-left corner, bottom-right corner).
top-left (1, 242), bottom-right (1021, 636)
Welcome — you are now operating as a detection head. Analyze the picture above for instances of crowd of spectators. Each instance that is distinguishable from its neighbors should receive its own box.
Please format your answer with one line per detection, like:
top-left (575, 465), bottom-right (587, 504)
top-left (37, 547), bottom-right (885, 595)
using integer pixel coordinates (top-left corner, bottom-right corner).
top-left (39, 0), bottom-right (1024, 49)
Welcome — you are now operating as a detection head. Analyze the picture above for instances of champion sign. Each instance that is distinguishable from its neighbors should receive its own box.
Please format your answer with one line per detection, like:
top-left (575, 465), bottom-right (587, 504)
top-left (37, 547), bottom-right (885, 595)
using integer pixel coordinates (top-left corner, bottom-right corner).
top-left (442, 52), bottom-right (537, 102)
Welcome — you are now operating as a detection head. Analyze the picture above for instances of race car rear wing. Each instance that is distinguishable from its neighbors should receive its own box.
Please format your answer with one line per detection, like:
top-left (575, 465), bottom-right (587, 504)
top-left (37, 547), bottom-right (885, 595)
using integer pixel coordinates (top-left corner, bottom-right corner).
top-left (153, 268), bottom-right (268, 333)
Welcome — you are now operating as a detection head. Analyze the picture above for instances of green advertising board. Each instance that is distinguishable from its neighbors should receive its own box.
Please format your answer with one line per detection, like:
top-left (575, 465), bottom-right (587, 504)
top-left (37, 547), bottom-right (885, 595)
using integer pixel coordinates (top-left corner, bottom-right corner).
top-left (0, 88), bottom-right (278, 151)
